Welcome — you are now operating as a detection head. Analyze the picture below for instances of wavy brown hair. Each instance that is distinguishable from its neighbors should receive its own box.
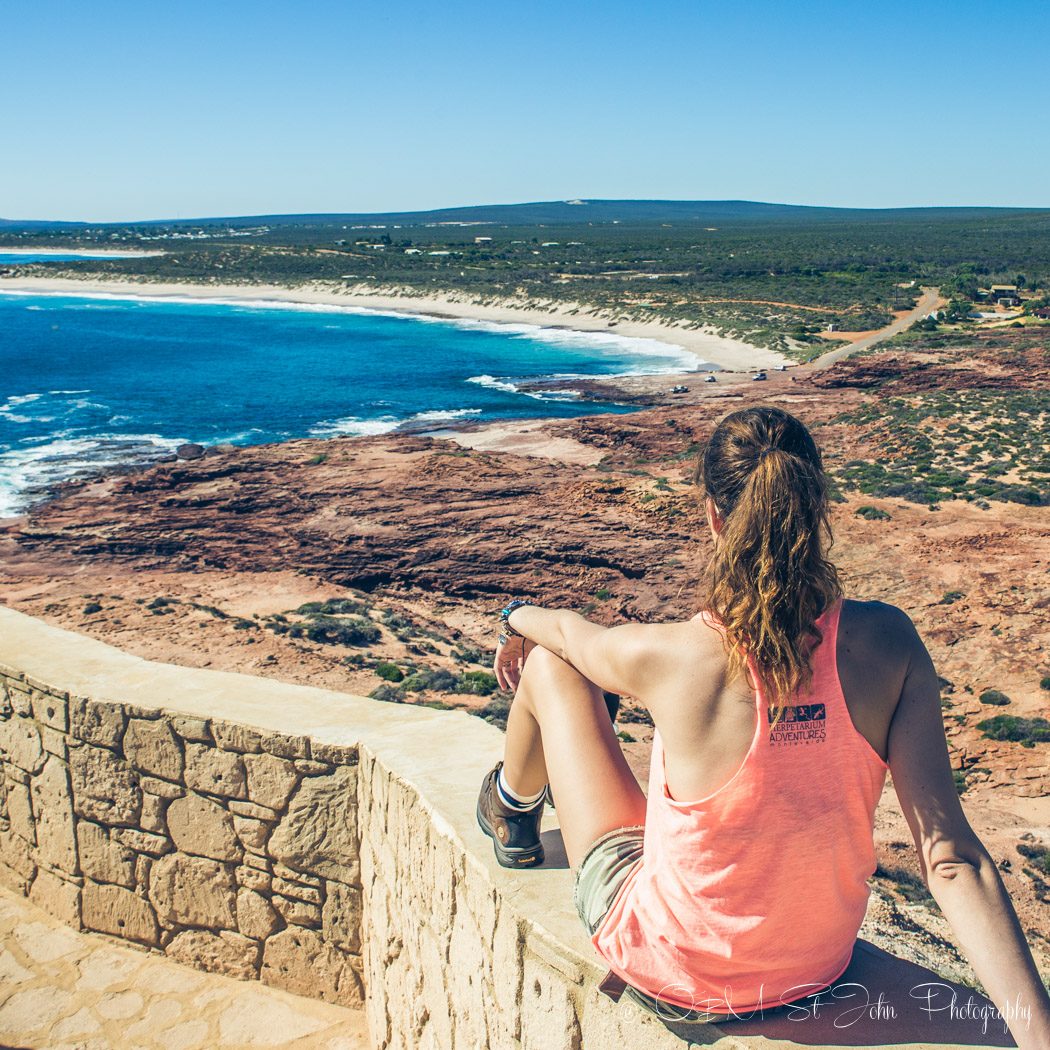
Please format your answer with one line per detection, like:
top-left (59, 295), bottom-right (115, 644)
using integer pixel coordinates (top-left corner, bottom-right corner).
top-left (696, 406), bottom-right (841, 720)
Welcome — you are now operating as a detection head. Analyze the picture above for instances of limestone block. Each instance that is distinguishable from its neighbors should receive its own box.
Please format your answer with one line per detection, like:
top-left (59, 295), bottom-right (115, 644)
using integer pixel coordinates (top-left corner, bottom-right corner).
top-left (124, 718), bottom-right (183, 781)
top-left (134, 853), bottom-right (152, 890)
top-left (141, 775), bottom-right (183, 800)
top-left (228, 799), bottom-right (280, 821)
top-left (30, 690), bottom-right (68, 732)
top-left (242, 852), bottom-right (272, 873)
top-left (271, 863), bottom-right (321, 889)
top-left (0, 715), bottom-right (45, 774)
top-left (149, 853), bottom-right (237, 930)
top-left (0, 826), bottom-right (36, 878)
top-left (232, 815), bottom-right (269, 852)
top-left (171, 715), bottom-right (211, 743)
top-left (140, 792), bottom-right (167, 834)
top-left (167, 929), bottom-right (260, 980)
top-left (40, 725), bottom-right (67, 759)
top-left (28, 865), bottom-right (81, 926)
top-left (272, 894), bottom-right (321, 928)
top-left (237, 887), bottom-right (282, 940)
top-left (236, 865), bottom-right (271, 893)
top-left (322, 880), bottom-right (362, 954)
top-left (113, 827), bottom-right (171, 857)
top-left (0, 855), bottom-right (34, 895)
top-left (69, 744), bottom-right (141, 826)
top-left (294, 759), bottom-right (330, 775)
top-left (6, 777), bottom-right (34, 845)
top-left (69, 697), bottom-right (125, 749)
top-left (166, 793), bottom-right (240, 862)
top-left (31, 755), bottom-right (78, 873)
top-left (244, 752), bottom-right (298, 810)
top-left (8, 685), bottom-right (32, 717)
top-left (211, 722), bottom-right (263, 753)
top-left (82, 880), bottom-right (160, 946)
top-left (183, 743), bottom-right (246, 799)
top-left (309, 742), bottom-right (358, 766)
top-left (520, 954), bottom-right (582, 1050)
top-left (261, 927), bottom-right (364, 1006)
top-left (76, 820), bottom-right (135, 888)
top-left (263, 732), bottom-right (310, 761)
top-left (268, 766), bottom-right (358, 879)
top-left (271, 875), bottom-right (321, 904)
top-left (0, 681), bottom-right (11, 718)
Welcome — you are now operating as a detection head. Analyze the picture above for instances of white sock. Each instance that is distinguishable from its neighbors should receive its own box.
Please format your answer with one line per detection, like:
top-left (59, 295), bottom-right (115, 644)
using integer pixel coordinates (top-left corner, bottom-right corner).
top-left (497, 768), bottom-right (545, 811)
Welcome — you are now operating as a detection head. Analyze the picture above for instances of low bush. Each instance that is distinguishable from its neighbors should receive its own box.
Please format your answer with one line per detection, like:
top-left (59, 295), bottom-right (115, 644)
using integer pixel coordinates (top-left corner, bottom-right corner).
top-left (976, 715), bottom-right (1050, 747)
top-left (855, 505), bottom-right (890, 520)
top-left (374, 661), bottom-right (404, 682)
top-left (456, 670), bottom-right (499, 695)
top-left (369, 684), bottom-right (405, 703)
top-left (978, 690), bottom-right (1010, 706)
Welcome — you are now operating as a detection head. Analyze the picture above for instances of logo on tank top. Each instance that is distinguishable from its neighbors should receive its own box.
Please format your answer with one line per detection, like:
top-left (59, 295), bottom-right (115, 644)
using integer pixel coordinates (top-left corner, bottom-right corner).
top-left (768, 703), bottom-right (827, 746)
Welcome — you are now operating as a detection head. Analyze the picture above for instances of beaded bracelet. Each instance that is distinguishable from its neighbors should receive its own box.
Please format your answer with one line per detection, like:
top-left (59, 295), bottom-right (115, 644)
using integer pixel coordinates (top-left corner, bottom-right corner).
top-left (499, 598), bottom-right (532, 639)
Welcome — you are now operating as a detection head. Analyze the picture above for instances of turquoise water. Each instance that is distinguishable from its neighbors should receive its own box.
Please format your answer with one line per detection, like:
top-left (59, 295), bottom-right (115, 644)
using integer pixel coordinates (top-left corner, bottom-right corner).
top-left (0, 253), bottom-right (151, 264)
top-left (0, 290), bottom-right (703, 515)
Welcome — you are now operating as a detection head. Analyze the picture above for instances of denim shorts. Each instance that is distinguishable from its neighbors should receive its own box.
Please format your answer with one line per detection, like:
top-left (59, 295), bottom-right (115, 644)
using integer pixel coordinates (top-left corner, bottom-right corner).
top-left (573, 826), bottom-right (728, 1023)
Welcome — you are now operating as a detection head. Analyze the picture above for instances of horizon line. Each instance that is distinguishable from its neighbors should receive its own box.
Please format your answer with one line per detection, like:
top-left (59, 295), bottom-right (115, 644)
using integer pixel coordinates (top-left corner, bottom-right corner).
top-left (3, 197), bottom-right (1050, 228)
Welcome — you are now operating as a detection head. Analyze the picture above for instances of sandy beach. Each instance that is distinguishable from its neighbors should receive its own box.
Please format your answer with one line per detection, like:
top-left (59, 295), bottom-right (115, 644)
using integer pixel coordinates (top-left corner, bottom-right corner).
top-left (0, 274), bottom-right (787, 372)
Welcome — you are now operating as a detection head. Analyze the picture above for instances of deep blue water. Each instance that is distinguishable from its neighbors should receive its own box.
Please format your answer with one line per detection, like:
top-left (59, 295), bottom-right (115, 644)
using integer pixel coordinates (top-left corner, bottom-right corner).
top-left (0, 290), bottom-right (702, 515)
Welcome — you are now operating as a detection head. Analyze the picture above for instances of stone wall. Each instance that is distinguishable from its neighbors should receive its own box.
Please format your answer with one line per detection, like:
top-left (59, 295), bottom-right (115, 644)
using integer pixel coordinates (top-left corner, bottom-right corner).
top-left (0, 667), bottom-right (365, 1006)
top-left (0, 608), bottom-right (701, 1050)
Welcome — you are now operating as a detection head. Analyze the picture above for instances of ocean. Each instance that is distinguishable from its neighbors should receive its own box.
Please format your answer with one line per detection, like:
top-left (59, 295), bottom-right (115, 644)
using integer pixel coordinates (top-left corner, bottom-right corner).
top-left (0, 289), bottom-right (704, 516)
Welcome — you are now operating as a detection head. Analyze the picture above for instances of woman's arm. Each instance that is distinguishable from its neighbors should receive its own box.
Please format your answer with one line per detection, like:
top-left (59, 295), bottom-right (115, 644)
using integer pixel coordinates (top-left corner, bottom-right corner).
top-left (886, 611), bottom-right (1050, 1050)
top-left (496, 603), bottom-right (680, 699)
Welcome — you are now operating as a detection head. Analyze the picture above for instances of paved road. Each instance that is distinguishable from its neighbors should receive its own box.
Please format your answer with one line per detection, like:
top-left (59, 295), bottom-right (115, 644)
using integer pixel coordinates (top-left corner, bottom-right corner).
top-left (810, 286), bottom-right (942, 369)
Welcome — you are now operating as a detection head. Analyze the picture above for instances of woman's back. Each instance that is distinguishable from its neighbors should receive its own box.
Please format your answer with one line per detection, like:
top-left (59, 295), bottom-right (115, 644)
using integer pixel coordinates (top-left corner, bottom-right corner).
top-left (593, 596), bottom-right (892, 1014)
top-left (653, 597), bottom-right (908, 803)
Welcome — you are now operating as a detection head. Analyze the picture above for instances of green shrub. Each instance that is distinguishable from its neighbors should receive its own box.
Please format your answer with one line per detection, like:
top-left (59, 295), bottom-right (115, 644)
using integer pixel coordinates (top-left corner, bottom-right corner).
top-left (952, 769), bottom-right (968, 795)
top-left (287, 615), bottom-right (380, 647)
top-left (940, 591), bottom-right (965, 605)
top-left (976, 715), bottom-right (1050, 747)
top-left (82, 602), bottom-right (102, 615)
top-left (978, 690), bottom-right (1010, 706)
top-left (402, 667), bottom-right (459, 692)
top-left (295, 598), bottom-right (368, 616)
top-left (369, 684), bottom-right (405, 703)
top-left (875, 863), bottom-right (935, 905)
top-left (477, 694), bottom-right (512, 729)
top-left (1041, 676), bottom-right (1050, 691)
top-left (307, 453), bottom-right (328, 465)
top-left (374, 662), bottom-right (404, 682)
top-left (855, 505), bottom-right (890, 520)
top-left (617, 731), bottom-right (636, 743)
top-left (1017, 843), bottom-right (1050, 875)
top-left (595, 588), bottom-right (612, 600)
top-left (456, 670), bottom-right (498, 695)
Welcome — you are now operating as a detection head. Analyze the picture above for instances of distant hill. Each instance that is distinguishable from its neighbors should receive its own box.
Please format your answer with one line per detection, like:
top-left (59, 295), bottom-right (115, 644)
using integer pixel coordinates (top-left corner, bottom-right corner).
top-left (2, 199), bottom-right (1047, 231)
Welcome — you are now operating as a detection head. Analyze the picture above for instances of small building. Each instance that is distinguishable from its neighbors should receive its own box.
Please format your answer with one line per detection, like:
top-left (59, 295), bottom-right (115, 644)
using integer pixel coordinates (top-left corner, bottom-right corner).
top-left (989, 284), bottom-right (1021, 307)
top-left (474, 236), bottom-right (492, 245)
top-left (1034, 307), bottom-right (1050, 319)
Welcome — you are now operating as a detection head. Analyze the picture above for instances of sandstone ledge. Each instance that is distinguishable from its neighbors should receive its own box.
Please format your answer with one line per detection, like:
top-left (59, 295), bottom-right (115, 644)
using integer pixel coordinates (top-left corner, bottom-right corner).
top-left (0, 607), bottom-right (1013, 1049)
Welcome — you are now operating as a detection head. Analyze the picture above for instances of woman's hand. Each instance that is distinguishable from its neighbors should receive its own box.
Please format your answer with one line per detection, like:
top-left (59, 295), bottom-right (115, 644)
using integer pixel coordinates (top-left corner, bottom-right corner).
top-left (494, 634), bottom-right (535, 692)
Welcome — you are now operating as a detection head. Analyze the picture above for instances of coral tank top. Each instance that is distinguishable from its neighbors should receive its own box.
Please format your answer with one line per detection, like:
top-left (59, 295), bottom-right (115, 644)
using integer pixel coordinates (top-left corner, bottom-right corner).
top-left (592, 598), bottom-right (889, 1015)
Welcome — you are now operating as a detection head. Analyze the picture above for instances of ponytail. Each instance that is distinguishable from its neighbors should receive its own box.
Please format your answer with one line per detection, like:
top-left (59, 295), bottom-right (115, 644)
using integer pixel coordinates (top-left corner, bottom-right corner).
top-left (697, 408), bottom-right (841, 721)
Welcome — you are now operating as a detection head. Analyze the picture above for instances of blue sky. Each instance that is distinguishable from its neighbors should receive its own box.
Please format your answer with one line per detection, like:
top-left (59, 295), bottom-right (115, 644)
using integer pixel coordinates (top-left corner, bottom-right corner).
top-left (4, 0), bottom-right (1048, 221)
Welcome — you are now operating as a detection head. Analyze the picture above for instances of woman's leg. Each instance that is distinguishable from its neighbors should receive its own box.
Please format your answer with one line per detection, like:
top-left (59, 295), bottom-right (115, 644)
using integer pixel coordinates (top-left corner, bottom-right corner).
top-left (501, 646), bottom-right (647, 868)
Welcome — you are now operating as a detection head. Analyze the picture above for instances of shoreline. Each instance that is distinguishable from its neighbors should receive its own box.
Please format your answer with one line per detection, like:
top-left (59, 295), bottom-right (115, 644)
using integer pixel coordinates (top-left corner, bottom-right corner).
top-left (0, 274), bottom-right (787, 372)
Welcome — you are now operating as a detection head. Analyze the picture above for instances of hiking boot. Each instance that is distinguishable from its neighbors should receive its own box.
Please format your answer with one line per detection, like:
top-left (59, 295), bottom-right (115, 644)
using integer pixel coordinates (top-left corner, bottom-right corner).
top-left (545, 691), bottom-right (621, 809)
top-left (477, 762), bottom-right (544, 868)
